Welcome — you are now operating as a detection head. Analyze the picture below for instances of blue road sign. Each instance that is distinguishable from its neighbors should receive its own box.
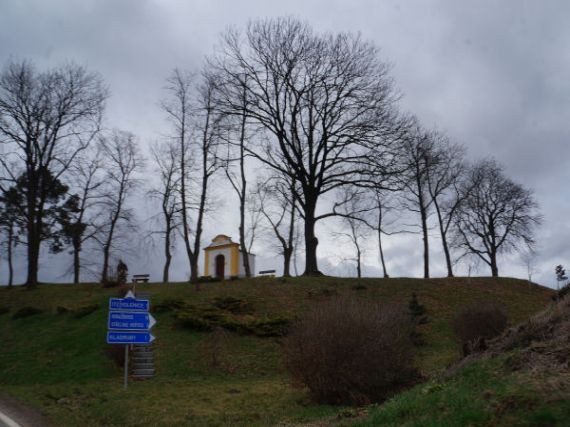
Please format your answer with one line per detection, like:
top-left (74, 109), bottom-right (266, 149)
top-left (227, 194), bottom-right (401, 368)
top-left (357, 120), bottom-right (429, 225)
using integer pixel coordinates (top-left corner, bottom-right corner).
top-left (106, 331), bottom-right (155, 344)
top-left (108, 312), bottom-right (156, 331)
top-left (109, 297), bottom-right (149, 312)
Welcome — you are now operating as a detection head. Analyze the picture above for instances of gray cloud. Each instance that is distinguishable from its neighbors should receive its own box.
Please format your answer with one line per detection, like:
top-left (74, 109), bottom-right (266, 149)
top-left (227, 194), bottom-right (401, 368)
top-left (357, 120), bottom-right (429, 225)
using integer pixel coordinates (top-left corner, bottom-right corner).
top-left (1, 0), bottom-right (568, 287)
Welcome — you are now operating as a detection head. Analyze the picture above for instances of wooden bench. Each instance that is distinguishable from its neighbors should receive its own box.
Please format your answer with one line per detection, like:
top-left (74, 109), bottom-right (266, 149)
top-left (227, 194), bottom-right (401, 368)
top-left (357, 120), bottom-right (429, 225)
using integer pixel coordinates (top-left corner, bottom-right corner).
top-left (132, 274), bottom-right (150, 283)
top-left (258, 269), bottom-right (276, 277)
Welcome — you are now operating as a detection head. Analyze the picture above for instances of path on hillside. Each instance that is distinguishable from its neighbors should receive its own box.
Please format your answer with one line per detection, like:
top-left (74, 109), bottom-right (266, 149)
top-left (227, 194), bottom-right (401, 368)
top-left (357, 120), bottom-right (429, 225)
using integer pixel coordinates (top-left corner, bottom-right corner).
top-left (0, 392), bottom-right (51, 427)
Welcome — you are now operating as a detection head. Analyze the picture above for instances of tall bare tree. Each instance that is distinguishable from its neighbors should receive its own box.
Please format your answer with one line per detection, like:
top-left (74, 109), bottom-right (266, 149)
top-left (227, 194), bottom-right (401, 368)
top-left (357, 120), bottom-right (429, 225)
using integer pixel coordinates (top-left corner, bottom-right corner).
top-left (63, 148), bottom-right (106, 284)
top-left (162, 69), bottom-right (222, 285)
top-left (211, 18), bottom-right (403, 276)
top-left (148, 140), bottom-right (181, 283)
top-left (371, 188), bottom-right (399, 279)
top-left (0, 60), bottom-right (107, 287)
top-left (162, 69), bottom-right (194, 281)
top-left (452, 159), bottom-right (541, 277)
top-left (222, 78), bottom-right (253, 277)
top-left (98, 131), bottom-right (142, 283)
top-left (425, 133), bottom-right (467, 277)
top-left (398, 122), bottom-right (436, 278)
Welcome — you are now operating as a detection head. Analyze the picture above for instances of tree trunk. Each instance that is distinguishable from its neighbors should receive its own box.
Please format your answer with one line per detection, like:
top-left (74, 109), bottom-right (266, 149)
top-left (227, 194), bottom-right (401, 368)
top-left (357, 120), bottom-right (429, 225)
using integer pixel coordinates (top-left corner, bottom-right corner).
top-left (377, 229), bottom-right (389, 279)
top-left (189, 253), bottom-right (199, 285)
top-left (7, 224), bottom-right (13, 287)
top-left (433, 201), bottom-right (453, 277)
top-left (73, 238), bottom-right (81, 284)
top-left (376, 200), bottom-right (389, 279)
top-left (441, 235), bottom-right (453, 277)
top-left (238, 107), bottom-right (251, 277)
top-left (101, 243), bottom-right (110, 283)
top-left (419, 202), bottom-right (430, 279)
top-left (25, 182), bottom-right (39, 288)
top-left (356, 246), bottom-right (362, 278)
top-left (283, 247), bottom-right (292, 277)
top-left (490, 252), bottom-right (499, 278)
top-left (163, 225), bottom-right (171, 283)
top-left (26, 227), bottom-right (40, 288)
top-left (302, 197), bottom-right (321, 276)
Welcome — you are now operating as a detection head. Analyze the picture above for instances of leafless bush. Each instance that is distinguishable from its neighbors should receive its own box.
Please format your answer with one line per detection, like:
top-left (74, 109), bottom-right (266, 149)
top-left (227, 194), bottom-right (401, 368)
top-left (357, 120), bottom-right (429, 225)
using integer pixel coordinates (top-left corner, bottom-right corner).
top-left (453, 303), bottom-right (508, 355)
top-left (283, 297), bottom-right (419, 405)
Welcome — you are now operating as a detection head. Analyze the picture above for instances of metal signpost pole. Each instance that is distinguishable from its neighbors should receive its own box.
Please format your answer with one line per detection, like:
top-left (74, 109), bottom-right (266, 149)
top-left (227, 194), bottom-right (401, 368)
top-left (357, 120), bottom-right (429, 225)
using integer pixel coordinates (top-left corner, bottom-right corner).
top-left (124, 344), bottom-right (129, 390)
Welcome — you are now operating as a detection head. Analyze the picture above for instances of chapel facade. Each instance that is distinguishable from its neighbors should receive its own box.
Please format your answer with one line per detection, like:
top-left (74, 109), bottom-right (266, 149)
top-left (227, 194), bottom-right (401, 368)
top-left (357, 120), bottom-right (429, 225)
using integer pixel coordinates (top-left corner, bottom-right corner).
top-left (203, 234), bottom-right (256, 279)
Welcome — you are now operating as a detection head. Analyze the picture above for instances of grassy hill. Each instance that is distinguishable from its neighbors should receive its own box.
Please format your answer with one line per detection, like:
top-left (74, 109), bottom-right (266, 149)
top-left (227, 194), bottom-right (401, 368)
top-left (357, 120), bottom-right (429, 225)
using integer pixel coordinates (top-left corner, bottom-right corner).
top-left (0, 277), bottom-right (557, 426)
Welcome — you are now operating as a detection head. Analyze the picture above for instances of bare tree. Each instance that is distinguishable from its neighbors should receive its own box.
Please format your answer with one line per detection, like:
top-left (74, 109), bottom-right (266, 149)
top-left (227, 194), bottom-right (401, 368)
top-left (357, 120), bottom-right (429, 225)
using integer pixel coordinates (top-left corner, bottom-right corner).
top-left (162, 70), bottom-right (222, 286)
top-left (332, 189), bottom-right (373, 278)
top-left (62, 148), bottom-right (106, 284)
top-left (452, 159), bottom-right (542, 278)
top-left (98, 131), bottom-right (142, 283)
top-left (221, 77), bottom-right (254, 277)
top-left (148, 140), bottom-right (181, 283)
top-left (257, 175), bottom-right (298, 276)
top-left (425, 133), bottom-right (467, 277)
top-left (0, 60), bottom-right (107, 287)
top-left (211, 17), bottom-right (403, 276)
top-left (520, 249), bottom-right (539, 287)
top-left (398, 122), bottom-right (436, 278)
top-left (162, 69), bottom-right (194, 282)
top-left (371, 188), bottom-right (399, 279)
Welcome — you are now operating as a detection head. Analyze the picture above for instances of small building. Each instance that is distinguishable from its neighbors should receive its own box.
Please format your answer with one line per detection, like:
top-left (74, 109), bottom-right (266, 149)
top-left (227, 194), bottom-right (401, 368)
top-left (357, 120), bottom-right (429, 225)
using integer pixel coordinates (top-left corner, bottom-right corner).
top-left (203, 234), bottom-right (256, 279)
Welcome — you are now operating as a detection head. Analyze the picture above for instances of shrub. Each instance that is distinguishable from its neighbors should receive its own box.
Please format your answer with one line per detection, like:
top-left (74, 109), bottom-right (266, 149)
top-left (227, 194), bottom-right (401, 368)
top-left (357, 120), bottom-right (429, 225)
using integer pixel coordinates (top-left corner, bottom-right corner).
top-left (408, 293), bottom-right (428, 347)
top-left (176, 305), bottom-right (291, 337)
top-left (12, 306), bottom-right (44, 319)
top-left (554, 283), bottom-right (570, 301)
top-left (152, 298), bottom-right (187, 313)
top-left (283, 297), bottom-right (419, 405)
top-left (248, 316), bottom-right (291, 337)
top-left (408, 293), bottom-right (426, 319)
top-left (73, 303), bottom-right (100, 319)
top-left (211, 297), bottom-right (254, 315)
top-left (453, 303), bottom-right (508, 355)
top-left (0, 306), bottom-right (10, 315)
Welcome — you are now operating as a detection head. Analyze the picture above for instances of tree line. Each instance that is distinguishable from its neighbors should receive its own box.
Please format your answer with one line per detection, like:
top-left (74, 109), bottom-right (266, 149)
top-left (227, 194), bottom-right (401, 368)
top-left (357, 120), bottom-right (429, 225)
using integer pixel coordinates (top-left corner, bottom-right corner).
top-left (0, 18), bottom-right (541, 288)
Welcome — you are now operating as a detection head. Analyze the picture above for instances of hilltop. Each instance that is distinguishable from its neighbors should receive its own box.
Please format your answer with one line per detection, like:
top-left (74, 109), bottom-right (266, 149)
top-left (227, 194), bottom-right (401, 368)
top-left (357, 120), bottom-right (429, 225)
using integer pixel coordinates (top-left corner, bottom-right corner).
top-left (0, 277), bottom-right (556, 426)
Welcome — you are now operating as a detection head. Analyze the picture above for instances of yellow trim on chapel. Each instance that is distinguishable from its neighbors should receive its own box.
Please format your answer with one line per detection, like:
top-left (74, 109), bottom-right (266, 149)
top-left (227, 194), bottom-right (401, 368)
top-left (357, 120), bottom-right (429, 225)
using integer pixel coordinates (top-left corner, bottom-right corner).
top-left (204, 250), bottom-right (210, 277)
top-left (230, 245), bottom-right (239, 276)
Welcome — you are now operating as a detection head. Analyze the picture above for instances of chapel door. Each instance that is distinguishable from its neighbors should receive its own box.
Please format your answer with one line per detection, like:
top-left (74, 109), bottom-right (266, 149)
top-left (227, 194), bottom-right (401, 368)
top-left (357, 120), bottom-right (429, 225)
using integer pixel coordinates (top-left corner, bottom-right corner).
top-left (215, 254), bottom-right (225, 279)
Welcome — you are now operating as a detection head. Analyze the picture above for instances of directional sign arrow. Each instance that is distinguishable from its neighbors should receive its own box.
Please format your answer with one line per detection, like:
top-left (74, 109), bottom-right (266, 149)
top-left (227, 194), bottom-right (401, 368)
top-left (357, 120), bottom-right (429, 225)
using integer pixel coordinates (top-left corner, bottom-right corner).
top-left (108, 312), bottom-right (157, 331)
top-left (106, 331), bottom-right (155, 344)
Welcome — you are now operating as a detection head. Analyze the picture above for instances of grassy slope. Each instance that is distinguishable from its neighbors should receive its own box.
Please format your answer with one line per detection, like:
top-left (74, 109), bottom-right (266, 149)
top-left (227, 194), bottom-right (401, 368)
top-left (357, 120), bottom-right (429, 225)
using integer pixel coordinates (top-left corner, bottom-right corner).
top-left (0, 277), bottom-right (554, 426)
top-left (352, 355), bottom-right (570, 427)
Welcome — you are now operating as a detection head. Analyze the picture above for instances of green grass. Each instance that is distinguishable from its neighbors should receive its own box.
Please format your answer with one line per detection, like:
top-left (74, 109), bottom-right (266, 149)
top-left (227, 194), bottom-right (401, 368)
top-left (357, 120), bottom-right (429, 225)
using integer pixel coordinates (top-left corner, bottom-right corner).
top-left (354, 356), bottom-right (570, 427)
top-left (0, 276), bottom-right (555, 426)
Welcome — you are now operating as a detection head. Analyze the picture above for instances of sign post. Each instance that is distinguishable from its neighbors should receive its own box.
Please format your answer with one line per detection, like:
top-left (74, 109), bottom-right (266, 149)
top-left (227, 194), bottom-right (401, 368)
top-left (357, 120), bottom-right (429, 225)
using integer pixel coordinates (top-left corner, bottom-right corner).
top-left (106, 290), bottom-right (156, 390)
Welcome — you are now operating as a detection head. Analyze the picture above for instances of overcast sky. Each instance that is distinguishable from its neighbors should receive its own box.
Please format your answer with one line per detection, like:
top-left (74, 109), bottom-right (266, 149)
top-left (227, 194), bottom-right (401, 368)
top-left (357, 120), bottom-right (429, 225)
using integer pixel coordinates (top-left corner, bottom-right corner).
top-left (1, 0), bottom-right (569, 287)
